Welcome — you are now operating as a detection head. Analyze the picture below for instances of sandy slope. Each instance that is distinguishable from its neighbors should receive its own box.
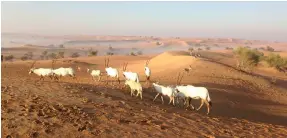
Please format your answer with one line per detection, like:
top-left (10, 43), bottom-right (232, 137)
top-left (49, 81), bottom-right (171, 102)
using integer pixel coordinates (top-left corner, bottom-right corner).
top-left (2, 52), bottom-right (287, 137)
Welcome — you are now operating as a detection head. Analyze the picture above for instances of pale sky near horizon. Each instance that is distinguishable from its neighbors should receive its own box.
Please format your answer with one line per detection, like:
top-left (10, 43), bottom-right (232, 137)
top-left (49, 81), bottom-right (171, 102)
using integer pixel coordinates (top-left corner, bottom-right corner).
top-left (2, 1), bottom-right (287, 41)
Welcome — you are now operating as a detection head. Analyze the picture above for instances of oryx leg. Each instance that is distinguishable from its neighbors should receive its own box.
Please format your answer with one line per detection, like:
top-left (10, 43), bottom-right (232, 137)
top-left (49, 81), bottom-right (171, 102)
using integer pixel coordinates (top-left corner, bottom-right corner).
top-left (196, 99), bottom-right (204, 111)
top-left (173, 97), bottom-right (175, 106)
top-left (98, 76), bottom-right (101, 81)
top-left (168, 97), bottom-right (172, 105)
top-left (40, 76), bottom-right (44, 80)
top-left (203, 100), bottom-right (211, 115)
top-left (187, 98), bottom-right (195, 110)
top-left (161, 95), bottom-right (164, 104)
top-left (153, 93), bottom-right (160, 102)
top-left (130, 89), bottom-right (134, 97)
top-left (106, 76), bottom-right (109, 84)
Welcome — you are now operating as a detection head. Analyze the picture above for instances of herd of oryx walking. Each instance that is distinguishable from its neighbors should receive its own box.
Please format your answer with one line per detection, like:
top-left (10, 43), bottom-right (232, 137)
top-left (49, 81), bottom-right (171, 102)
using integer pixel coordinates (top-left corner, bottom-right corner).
top-left (28, 57), bottom-right (212, 115)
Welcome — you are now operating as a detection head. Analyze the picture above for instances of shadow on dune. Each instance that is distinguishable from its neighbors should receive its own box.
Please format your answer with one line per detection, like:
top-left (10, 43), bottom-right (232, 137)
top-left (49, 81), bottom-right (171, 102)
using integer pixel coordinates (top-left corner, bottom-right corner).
top-left (54, 80), bottom-right (287, 126)
top-left (200, 54), bottom-right (287, 90)
top-left (192, 82), bottom-right (287, 126)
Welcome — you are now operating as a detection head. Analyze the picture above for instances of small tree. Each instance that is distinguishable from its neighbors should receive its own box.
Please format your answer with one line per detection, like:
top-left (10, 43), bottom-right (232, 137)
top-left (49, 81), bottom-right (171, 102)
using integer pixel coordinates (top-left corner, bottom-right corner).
top-left (57, 51), bottom-right (65, 58)
top-left (259, 47), bottom-right (265, 50)
top-left (48, 53), bottom-right (58, 59)
top-left (24, 52), bottom-right (33, 60)
top-left (71, 52), bottom-right (80, 58)
top-left (195, 43), bottom-right (201, 47)
top-left (59, 44), bottom-right (64, 48)
top-left (42, 51), bottom-right (48, 59)
top-left (188, 47), bottom-right (194, 52)
top-left (4, 55), bottom-right (14, 61)
top-left (234, 47), bottom-right (263, 71)
top-left (188, 47), bottom-right (194, 55)
top-left (225, 47), bottom-right (233, 50)
top-left (39, 55), bottom-right (45, 60)
top-left (21, 55), bottom-right (29, 61)
top-left (130, 52), bottom-right (137, 56)
top-left (266, 46), bottom-right (275, 52)
top-left (109, 46), bottom-right (113, 51)
top-left (106, 52), bottom-right (114, 55)
top-left (88, 50), bottom-right (98, 56)
top-left (265, 53), bottom-right (287, 71)
top-left (137, 51), bottom-right (143, 55)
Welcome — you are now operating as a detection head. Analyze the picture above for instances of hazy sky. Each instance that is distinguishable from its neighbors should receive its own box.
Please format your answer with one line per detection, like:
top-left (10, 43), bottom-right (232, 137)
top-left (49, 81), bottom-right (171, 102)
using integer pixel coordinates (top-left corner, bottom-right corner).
top-left (2, 1), bottom-right (287, 41)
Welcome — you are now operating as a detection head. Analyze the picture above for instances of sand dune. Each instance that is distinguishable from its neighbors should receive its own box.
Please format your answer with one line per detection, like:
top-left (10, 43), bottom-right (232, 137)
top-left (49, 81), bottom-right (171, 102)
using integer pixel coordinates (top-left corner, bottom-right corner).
top-left (2, 47), bottom-right (287, 137)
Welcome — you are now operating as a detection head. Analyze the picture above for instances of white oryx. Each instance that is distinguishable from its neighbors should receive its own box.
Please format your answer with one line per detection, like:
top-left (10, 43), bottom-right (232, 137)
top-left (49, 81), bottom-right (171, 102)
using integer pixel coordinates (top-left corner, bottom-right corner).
top-left (28, 60), bottom-right (54, 80)
top-left (144, 59), bottom-right (151, 82)
top-left (104, 57), bottom-right (120, 84)
top-left (124, 79), bottom-right (143, 100)
top-left (87, 68), bottom-right (101, 81)
top-left (122, 62), bottom-right (139, 83)
top-left (174, 73), bottom-right (212, 115)
top-left (152, 82), bottom-right (176, 105)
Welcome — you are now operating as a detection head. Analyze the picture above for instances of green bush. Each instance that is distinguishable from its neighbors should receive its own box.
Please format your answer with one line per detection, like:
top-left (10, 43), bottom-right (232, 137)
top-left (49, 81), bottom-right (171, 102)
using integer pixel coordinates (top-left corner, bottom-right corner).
top-left (106, 52), bottom-right (114, 55)
top-left (24, 52), bottom-right (33, 60)
top-left (88, 50), bottom-right (98, 56)
top-left (188, 47), bottom-right (194, 52)
top-left (58, 51), bottom-right (65, 58)
top-left (266, 46), bottom-right (274, 52)
top-left (137, 51), bottom-right (143, 55)
top-left (4, 55), bottom-right (14, 61)
top-left (21, 55), bottom-right (29, 61)
top-left (49, 53), bottom-right (58, 59)
top-left (130, 52), bottom-right (137, 56)
top-left (71, 52), bottom-right (80, 58)
top-left (265, 53), bottom-right (287, 70)
top-left (234, 47), bottom-right (264, 71)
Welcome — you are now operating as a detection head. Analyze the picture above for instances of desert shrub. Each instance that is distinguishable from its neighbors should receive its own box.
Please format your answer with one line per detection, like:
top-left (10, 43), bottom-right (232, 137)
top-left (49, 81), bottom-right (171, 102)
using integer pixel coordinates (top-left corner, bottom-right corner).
top-left (259, 47), bottom-right (265, 50)
top-left (106, 52), bottom-right (114, 55)
top-left (195, 43), bottom-right (201, 47)
top-left (41, 51), bottom-right (48, 60)
top-left (24, 52), bottom-right (33, 60)
top-left (225, 47), bottom-right (233, 50)
top-left (59, 44), bottom-right (64, 48)
top-left (109, 46), bottom-right (114, 51)
top-left (58, 51), bottom-right (65, 58)
top-left (266, 46), bottom-right (274, 52)
top-left (265, 53), bottom-right (287, 71)
top-left (71, 52), bottom-right (80, 58)
top-left (156, 42), bottom-right (161, 45)
top-left (137, 51), bottom-right (143, 55)
top-left (188, 47), bottom-right (194, 52)
top-left (234, 47), bottom-right (264, 71)
top-left (88, 50), bottom-right (98, 56)
top-left (4, 55), bottom-right (14, 61)
top-left (39, 55), bottom-right (44, 60)
top-left (205, 47), bottom-right (210, 50)
top-left (197, 48), bottom-right (202, 51)
top-left (21, 55), bottom-right (29, 61)
top-left (130, 52), bottom-right (137, 56)
top-left (48, 53), bottom-right (58, 59)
